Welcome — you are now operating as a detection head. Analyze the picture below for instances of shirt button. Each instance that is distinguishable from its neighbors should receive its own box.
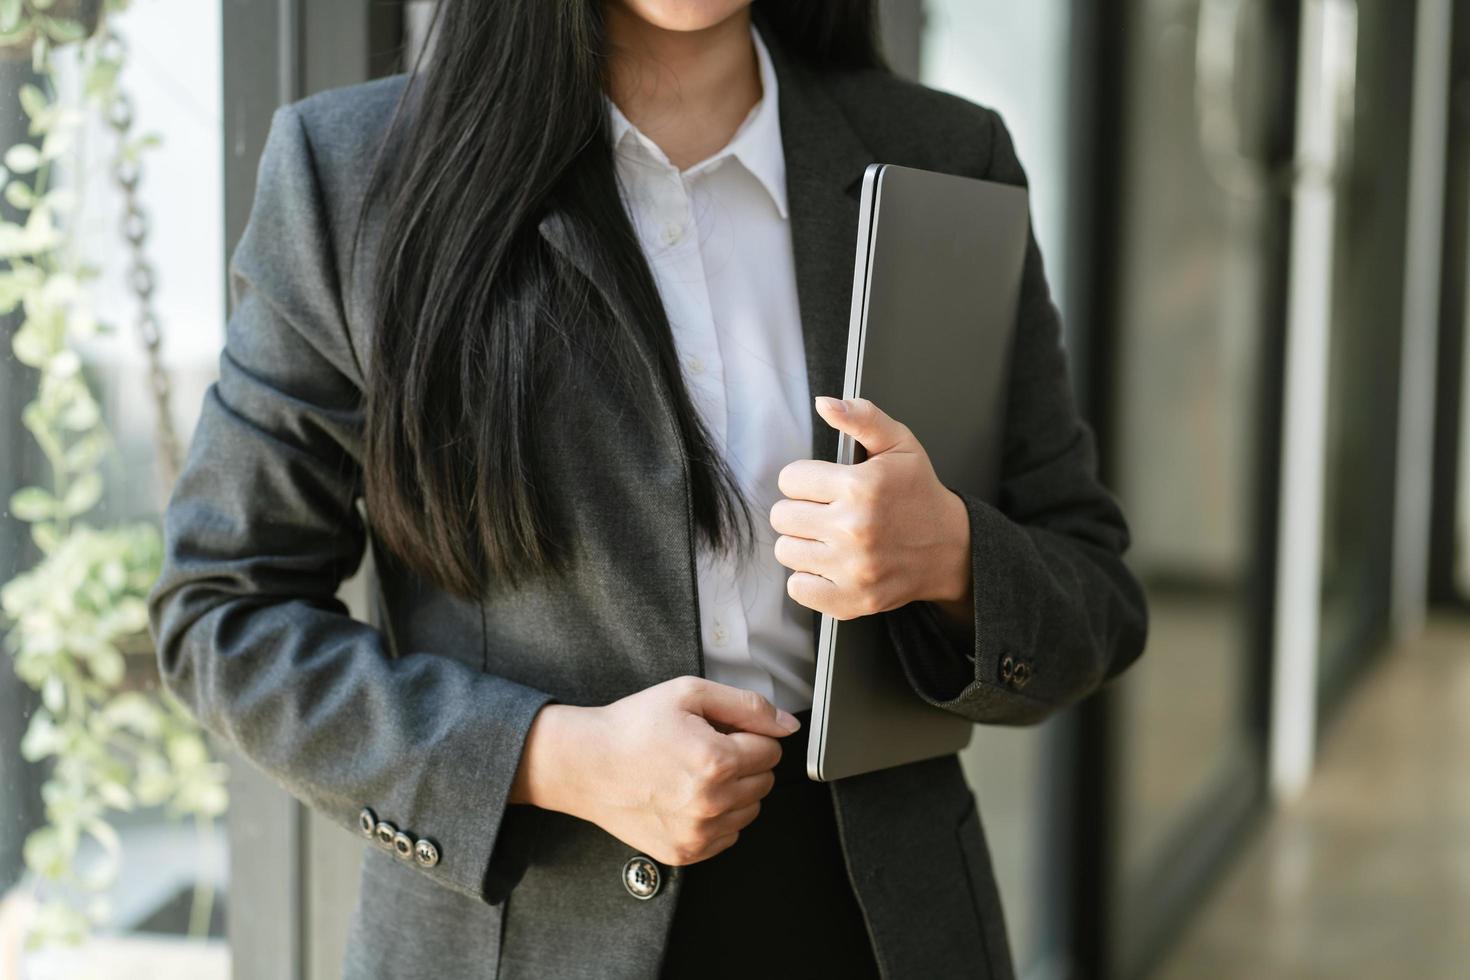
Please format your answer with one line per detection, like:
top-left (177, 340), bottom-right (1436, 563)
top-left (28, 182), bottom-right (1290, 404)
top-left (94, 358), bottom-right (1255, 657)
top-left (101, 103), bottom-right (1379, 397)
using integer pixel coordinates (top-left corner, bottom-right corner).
top-left (661, 221), bottom-right (683, 245)
top-left (711, 621), bottom-right (729, 646)
top-left (686, 355), bottom-right (704, 375)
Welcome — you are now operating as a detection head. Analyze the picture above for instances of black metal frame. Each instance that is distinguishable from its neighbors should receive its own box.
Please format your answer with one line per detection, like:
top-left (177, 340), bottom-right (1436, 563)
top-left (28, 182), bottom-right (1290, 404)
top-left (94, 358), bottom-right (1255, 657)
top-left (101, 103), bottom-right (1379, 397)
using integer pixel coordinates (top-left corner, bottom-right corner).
top-left (1429, 1), bottom-right (1470, 610)
top-left (1065, 0), bottom-right (1125, 973)
top-left (0, 57), bottom-right (47, 899)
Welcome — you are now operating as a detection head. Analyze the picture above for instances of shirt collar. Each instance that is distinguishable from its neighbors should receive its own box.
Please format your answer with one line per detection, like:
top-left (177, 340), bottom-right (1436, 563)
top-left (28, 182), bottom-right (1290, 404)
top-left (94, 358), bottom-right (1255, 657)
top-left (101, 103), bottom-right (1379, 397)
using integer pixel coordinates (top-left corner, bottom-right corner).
top-left (604, 21), bottom-right (789, 219)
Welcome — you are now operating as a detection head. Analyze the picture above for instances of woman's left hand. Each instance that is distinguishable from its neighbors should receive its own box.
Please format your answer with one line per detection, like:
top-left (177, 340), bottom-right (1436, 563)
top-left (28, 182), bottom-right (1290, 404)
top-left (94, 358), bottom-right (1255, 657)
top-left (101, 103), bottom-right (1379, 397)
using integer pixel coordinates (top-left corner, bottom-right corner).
top-left (770, 395), bottom-right (973, 622)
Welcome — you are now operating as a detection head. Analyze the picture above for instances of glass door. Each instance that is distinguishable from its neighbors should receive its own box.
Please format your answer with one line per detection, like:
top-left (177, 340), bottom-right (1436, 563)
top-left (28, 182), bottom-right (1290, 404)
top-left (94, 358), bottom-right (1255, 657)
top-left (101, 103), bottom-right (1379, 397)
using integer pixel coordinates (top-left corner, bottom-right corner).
top-left (1316, 0), bottom-right (1416, 712)
top-left (1099, 0), bottom-right (1297, 974)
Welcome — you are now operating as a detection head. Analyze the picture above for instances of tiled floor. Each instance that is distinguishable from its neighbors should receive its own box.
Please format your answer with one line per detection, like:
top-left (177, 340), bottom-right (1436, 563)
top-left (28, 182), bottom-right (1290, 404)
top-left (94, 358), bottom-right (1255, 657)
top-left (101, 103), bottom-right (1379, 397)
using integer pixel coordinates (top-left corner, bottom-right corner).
top-left (1155, 616), bottom-right (1470, 979)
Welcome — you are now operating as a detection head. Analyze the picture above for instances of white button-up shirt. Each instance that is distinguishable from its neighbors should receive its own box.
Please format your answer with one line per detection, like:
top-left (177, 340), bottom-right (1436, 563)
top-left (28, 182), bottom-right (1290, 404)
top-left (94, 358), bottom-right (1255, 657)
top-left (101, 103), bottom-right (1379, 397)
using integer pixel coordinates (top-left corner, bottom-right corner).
top-left (605, 22), bottom-right (816, 713)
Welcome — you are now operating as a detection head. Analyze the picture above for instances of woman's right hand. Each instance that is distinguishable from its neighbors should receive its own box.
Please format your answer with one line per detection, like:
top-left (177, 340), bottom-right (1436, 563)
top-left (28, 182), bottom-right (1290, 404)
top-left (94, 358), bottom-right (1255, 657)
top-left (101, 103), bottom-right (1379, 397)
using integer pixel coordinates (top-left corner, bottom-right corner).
top-left (508, 676), bottom-right (801, 865)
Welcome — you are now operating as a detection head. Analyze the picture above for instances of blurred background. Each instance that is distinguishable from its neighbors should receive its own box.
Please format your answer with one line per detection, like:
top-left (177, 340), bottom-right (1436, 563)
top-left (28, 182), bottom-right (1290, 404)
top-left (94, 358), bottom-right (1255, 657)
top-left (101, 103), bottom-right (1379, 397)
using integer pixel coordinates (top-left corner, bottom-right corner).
top-left (1, 0), bottom-right (1467, 977)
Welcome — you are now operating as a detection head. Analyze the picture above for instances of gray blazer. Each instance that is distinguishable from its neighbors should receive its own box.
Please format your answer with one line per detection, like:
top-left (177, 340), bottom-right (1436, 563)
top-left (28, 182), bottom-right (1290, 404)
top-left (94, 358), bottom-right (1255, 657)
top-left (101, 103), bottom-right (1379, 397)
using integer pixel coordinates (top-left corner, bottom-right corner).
top-left (147, 19), bottom-right (1147, 980)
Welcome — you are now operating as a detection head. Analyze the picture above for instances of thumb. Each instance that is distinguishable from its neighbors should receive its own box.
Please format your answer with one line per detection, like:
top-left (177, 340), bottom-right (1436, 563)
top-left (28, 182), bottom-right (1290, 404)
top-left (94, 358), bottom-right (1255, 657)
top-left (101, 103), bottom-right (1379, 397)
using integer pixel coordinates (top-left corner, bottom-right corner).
top-left (683, 678), bottom-right (800, 737)
top-left (815, 396), bottom-right (917, 457)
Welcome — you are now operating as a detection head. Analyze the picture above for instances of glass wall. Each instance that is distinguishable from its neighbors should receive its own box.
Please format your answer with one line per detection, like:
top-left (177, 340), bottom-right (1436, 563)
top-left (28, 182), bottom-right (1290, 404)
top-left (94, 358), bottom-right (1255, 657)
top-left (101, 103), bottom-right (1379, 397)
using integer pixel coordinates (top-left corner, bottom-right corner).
top-left (919, 3), bottom-right (1079, 975)
top-left (1104, 0), bottom-right (1293, 972)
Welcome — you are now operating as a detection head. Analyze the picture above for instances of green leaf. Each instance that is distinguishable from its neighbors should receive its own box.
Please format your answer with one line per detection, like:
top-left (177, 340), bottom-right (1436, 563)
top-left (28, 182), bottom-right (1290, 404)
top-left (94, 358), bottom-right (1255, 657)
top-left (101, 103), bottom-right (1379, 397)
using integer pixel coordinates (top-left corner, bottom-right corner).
top-left (63, 432), bottom-right (106, 472)
top-left (30, 519), bottom-right (59, 552)
top-left (41, 674), bottom-right (65, 713)
top-left (5, 179), bottom-right (35, 210)
top-left (49, 347), bottom-right (78, 377)
top-left (11, 322), bottom-right (48, 365)
top-left (0, 205), bottom-right (62, 256)
top-left (4, 142), bottom-right (39, 174)
top-left (87, 646), bottom-right (124, 686)
top-left (0, 0), bottom-right (21, 33)
top-left (10, 485), bottom-right (57, 521)
top-left (167, 733), bottom-right (208, 770)
top-left (22, 826), bottom-right (67, 879)
top-left (42, 16), bottom-right (85, 43)
top-left (107, 596), bottom-right (148, 635)
top-left (20, 713), bottom-right (61, 761)
top-left (0, 260), bottom-right (42, 311)
top-left (18, 82), bottom-right (46, 119)
top-left (84, 59), bottom-right (119, 101)
top-left (133, 752), bottom-right (173, 806)
top-left (97, 781), bottom-right (135, 811)
top-left (101, 692), bottom-right (161, 737)
top-left (84, 818), bottom-right (120, 856)
top-left (62, 471), bottom-right (102, 516)
top-left (22, 402), bottom-right (64, 460)
top-left (58, 393), bottom-right (99, 432)
top-left (39, 125), bottom-right (71, 161)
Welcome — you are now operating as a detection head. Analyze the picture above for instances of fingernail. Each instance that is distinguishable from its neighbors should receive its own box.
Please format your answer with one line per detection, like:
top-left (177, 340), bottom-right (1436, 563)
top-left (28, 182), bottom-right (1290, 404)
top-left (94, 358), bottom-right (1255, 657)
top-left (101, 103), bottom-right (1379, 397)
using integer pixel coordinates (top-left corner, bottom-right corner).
top-left (777, 709), bottom-right (801, 733)
top-left (817, 396), bottom-right (846, 414)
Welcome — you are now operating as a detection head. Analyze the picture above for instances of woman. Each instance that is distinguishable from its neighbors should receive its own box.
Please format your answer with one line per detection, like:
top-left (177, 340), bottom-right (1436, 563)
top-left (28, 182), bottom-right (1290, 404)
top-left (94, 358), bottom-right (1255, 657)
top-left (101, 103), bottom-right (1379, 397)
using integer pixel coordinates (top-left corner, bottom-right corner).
top-left (147, 1), bottom-right (1147, 977)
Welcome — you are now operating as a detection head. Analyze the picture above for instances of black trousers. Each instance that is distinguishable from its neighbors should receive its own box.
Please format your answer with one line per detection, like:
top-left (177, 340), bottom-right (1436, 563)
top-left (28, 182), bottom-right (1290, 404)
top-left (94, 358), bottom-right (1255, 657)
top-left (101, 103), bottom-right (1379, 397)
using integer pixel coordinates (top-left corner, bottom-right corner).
top-left (658, 709), bottom-right (883, 979)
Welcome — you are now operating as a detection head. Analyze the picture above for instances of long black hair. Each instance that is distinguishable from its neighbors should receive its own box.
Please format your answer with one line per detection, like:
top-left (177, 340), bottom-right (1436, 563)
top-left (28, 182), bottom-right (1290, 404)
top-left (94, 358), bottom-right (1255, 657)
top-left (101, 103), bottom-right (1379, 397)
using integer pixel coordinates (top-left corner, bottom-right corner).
top-left (352, 1), bottom-right (886, 600)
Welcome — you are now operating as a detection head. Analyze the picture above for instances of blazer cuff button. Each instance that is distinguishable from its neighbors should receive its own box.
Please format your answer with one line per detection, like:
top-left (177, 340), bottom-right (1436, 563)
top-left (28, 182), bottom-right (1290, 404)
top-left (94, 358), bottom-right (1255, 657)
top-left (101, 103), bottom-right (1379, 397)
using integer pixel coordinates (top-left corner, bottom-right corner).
top-left (622, 855), bottom-right (661, 900)
top-left (414, 838), bottom-right (441, 868)
top-left (357, 808), bottom-right (377, 838)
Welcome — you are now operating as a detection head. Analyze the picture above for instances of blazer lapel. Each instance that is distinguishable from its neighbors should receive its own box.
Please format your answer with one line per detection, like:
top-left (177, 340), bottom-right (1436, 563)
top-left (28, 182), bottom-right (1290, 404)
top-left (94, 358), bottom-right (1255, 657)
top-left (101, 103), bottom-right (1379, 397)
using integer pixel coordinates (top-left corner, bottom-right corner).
top-left (757, 24), bottom-right (876, 464)
top-left (538, 20), bottom-right (877, 465)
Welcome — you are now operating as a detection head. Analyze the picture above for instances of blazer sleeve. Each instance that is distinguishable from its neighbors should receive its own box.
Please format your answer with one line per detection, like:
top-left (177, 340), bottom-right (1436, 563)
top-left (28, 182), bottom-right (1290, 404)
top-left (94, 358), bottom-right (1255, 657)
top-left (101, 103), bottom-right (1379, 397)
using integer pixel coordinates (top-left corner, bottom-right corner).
top-left (145, 103), bottom-right (555, 905)
top-left (882, 108), bottom-right (1149, 726)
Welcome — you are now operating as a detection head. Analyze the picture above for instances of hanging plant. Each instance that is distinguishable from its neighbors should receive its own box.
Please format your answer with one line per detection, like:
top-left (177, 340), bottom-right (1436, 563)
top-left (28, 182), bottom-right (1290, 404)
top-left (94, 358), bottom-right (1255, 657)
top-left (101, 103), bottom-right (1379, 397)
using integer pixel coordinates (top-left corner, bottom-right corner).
top-left (0, 1), bottom-right (104, 58)
top-left (0, 0), bottom-right (227, 952)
